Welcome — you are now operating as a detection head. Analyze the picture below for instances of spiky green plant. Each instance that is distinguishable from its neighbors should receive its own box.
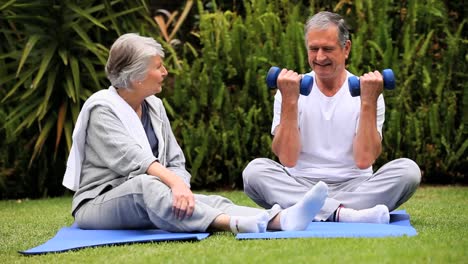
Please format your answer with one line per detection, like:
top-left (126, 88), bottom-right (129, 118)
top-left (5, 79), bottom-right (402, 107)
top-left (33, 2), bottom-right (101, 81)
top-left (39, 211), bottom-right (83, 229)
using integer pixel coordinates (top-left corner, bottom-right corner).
top-left (0, 0), bottom-right (156, 197)
top-left (0, 0), bottom-right (152, 161)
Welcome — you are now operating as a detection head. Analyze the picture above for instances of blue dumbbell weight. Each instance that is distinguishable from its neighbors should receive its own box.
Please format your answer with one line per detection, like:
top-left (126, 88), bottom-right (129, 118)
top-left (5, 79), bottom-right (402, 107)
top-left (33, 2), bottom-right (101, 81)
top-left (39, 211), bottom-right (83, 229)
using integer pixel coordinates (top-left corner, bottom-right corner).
top-left (266, 66), bottom-right (313, 96)
top-left (348, 69), bottom-right (396, 97)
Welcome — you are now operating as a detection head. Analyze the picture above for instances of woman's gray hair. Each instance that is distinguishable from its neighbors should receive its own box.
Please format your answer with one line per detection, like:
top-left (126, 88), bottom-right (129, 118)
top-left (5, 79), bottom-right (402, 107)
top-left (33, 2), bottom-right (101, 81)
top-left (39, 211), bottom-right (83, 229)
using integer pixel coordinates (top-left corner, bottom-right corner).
top-left (105, 33), bottom-right (164, 89)
top-left (304, 11), bottom-right (350, 48)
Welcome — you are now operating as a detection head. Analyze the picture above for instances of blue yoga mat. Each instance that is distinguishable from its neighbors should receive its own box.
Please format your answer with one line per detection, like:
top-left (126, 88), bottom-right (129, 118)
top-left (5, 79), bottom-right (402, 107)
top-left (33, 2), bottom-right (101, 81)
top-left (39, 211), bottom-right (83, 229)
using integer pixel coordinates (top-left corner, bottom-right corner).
top-left (20, 223), bottom-right (210, 255)
top-left (236, 210), bottom-right (417, 240)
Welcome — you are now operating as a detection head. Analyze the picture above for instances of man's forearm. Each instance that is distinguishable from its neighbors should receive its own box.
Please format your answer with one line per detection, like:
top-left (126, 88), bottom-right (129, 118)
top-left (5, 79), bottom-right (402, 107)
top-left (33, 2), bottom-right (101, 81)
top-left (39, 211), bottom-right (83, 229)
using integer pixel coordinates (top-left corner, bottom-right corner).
top-left (272, 101), bottom-right (301, 167)
top-left (353, 103), bottom-right (382, 169)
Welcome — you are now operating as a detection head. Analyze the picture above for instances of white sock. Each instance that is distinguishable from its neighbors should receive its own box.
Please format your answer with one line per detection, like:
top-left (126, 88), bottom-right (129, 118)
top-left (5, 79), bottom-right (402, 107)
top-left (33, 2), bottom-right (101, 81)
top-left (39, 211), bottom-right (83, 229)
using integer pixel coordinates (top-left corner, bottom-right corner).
top-left (280, 181), bottom-right (328, 231)
top-left (229, 212), bottom-right (269, 234)
top-left (337, 204), bottom-right (390, 224)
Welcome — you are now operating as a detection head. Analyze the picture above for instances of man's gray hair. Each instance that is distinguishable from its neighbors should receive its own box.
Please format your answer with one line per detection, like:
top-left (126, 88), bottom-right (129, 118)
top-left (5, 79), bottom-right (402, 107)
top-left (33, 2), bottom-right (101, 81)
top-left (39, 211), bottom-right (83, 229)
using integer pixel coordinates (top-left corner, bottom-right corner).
top-left (304, 11), bottom-right (350, 48)
top-left (105, 33), bottom-right (164, 89)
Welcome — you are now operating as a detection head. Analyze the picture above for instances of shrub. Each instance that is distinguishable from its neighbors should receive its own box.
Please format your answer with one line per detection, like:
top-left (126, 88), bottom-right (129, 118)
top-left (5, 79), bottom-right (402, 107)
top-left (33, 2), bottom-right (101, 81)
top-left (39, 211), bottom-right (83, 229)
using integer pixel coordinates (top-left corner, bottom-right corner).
top-left (0, 0), bottom-right (466, 198)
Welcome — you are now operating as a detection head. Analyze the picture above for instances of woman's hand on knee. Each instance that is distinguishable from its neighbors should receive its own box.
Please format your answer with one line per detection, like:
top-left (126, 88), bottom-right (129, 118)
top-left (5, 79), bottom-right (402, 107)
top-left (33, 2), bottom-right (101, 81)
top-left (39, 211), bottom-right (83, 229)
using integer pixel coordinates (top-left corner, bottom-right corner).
top-left (147, 162), bottom-right (195, 220)
top-left (171, 181), bottom-right (195, 220)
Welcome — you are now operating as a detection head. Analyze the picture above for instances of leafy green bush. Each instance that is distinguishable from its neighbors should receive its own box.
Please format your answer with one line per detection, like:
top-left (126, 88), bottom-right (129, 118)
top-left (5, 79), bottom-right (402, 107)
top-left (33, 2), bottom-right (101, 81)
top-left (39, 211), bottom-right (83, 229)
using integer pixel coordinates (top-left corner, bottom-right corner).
top-left (339, 0), bottom-right (468, 183)
top-left (165, 0), bottom-right (466, 187)
top-left (162, 0), bottom-right (314, 188)
top-left (0, 0), bottom-right (466, 198)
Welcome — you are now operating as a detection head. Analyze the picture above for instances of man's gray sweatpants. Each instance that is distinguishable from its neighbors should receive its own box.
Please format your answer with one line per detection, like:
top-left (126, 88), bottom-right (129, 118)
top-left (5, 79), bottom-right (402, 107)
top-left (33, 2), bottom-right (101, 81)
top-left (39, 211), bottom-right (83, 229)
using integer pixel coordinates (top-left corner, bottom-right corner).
top-left (242, 158), bottom-right (421, 221)
top-left (75, 174), bottom-right (280, 232)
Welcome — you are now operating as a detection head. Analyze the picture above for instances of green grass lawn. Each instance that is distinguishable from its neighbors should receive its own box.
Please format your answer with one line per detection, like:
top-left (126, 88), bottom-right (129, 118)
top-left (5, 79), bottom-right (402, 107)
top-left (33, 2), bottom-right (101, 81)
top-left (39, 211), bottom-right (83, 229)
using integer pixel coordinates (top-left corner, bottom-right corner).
top-left (1, 186), bottom-right (467, 263)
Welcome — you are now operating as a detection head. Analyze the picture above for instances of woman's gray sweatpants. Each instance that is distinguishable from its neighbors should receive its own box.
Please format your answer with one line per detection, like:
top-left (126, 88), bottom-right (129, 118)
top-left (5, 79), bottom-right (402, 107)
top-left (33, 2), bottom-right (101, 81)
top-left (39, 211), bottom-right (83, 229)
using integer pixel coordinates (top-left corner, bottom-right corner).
top-left (74, 175), bottom-right (280, 232)
top-left (242, 158), bottom-right (421, 221)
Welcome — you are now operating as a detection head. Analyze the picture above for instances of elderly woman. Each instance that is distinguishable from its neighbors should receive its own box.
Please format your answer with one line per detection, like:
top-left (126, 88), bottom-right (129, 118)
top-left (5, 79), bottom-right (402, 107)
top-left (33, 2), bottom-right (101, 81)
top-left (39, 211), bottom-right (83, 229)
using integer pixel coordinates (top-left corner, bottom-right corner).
top-left (63, 33), bottom-right (328, 234)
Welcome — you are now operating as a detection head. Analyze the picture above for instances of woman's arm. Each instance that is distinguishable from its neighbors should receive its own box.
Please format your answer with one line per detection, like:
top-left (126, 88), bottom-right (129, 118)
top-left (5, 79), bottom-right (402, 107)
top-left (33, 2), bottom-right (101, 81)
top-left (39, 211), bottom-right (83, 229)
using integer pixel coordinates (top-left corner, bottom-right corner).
top-left (146, 161), bottom-right (195, 220)
top-left (88, 105), bottom-right (194, 219)
top-left (159, 105), bottom-right (192, 186)
top-left (86, 106), bottom-right (157, 177)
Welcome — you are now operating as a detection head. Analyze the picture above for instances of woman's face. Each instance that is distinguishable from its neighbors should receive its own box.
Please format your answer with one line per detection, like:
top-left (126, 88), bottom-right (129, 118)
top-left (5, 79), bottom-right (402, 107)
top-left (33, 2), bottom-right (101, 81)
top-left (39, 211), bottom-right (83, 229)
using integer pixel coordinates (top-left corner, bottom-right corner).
top-left (136, 56), bottom-right (167, 95)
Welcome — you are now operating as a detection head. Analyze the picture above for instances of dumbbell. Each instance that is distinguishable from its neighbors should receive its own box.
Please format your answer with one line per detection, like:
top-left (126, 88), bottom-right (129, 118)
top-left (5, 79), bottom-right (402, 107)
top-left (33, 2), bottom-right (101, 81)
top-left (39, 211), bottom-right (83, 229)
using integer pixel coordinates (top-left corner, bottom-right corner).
top-left (266, 66), bottom-right (313, 96)
top-left (348, 69), bottom-right (396, 97)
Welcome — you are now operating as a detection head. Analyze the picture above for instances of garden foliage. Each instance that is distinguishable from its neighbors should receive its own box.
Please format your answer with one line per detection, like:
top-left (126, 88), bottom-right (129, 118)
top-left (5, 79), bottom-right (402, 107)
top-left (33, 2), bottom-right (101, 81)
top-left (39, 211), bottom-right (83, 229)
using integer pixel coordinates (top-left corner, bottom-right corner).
top-left (0, 0), bottom-right (466, 198)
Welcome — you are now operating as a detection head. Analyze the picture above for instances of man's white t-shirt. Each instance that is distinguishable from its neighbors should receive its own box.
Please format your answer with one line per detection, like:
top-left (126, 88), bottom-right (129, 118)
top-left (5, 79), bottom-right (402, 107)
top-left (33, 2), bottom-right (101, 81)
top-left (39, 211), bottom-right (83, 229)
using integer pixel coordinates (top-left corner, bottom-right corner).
top-left (271, 71), bottom-right (385, 182)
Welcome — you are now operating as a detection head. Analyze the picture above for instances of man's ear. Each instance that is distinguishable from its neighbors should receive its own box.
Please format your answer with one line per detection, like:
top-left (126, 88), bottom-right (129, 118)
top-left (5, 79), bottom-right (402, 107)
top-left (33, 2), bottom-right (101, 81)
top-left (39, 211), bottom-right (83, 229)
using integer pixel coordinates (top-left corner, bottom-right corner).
top-left (345, 40), bottom-right (351, 59)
